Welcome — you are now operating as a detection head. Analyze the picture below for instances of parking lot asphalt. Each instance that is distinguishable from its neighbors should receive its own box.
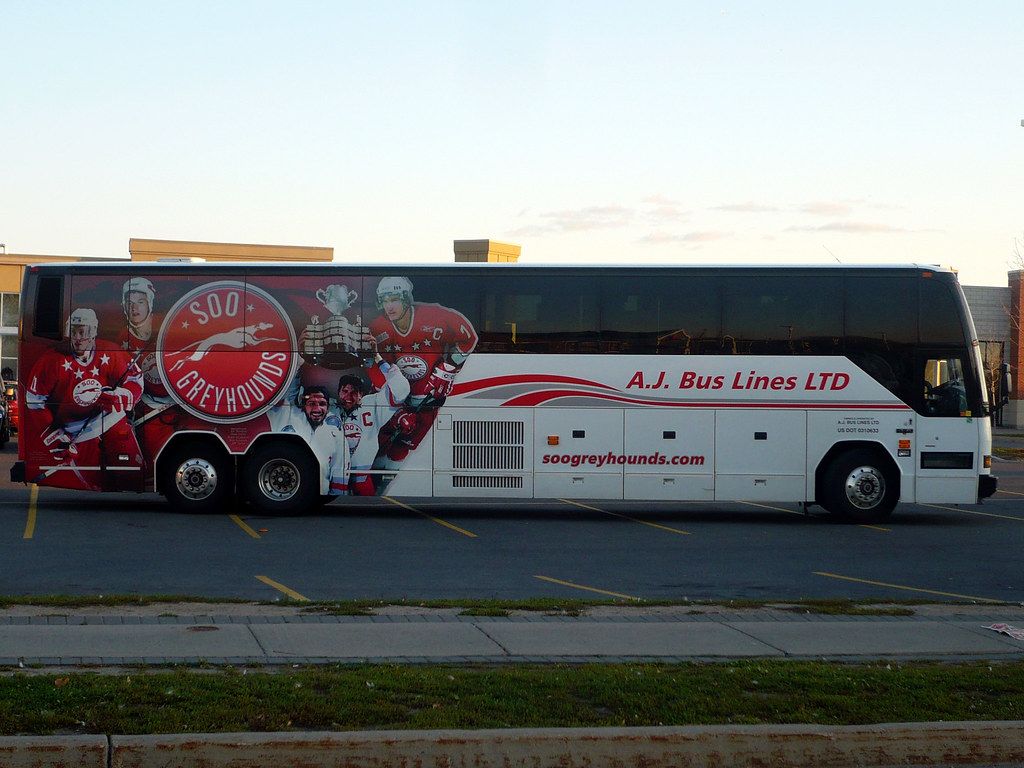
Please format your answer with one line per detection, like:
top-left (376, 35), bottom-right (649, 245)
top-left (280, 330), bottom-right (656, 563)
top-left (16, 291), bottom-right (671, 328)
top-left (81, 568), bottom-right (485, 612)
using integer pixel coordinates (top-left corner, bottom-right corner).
top-left (2, 438), bottom-right (1024, 667)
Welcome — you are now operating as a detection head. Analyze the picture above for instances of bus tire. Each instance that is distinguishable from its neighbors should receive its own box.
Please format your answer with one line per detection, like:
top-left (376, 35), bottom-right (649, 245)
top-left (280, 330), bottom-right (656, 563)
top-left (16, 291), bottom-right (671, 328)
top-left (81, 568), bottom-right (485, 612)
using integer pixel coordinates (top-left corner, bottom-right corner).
top-left (160, 441), bottom-right (232, 515)
top-left (821, 448), bottom-right (898, 523)
top-left (242, 440), bottom-right (319, 515)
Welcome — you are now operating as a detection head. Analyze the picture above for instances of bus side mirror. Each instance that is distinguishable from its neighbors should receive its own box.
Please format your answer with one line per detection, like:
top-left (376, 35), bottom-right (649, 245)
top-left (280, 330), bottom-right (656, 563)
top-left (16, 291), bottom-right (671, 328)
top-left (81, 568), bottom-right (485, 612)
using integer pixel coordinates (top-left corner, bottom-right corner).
top-left (1000, 362), bottom-right (1012, 407)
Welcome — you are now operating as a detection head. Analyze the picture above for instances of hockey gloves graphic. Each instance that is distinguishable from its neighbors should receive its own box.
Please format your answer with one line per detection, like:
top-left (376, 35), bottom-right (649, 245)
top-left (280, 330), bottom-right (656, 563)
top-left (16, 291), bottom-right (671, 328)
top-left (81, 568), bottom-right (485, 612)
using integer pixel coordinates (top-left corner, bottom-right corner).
top-left (42, 427), bottom-right (76, 460)
top-left (425, 361), bottom-right (458, 399)
top-left (98, 387), bottom-right (135, 412)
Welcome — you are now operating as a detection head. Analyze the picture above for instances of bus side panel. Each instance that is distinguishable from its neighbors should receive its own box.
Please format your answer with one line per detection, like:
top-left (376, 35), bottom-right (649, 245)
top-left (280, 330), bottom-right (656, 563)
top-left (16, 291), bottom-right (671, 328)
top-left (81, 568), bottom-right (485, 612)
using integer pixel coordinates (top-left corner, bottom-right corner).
top-left (533, 408), bottom-right (624, 499)
top-left (915, 415), bottom-right (981, 503)
top-left (715, 409), bottom-right (806, 502)
top-left (622, 409), bottom-right (714, 501)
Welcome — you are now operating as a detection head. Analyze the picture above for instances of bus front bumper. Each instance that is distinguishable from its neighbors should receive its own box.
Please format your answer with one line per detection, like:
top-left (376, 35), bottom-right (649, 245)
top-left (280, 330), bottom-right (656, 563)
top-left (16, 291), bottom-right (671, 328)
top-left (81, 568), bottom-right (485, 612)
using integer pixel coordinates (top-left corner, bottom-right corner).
top-left (979, 474), bottom-right (997, 499)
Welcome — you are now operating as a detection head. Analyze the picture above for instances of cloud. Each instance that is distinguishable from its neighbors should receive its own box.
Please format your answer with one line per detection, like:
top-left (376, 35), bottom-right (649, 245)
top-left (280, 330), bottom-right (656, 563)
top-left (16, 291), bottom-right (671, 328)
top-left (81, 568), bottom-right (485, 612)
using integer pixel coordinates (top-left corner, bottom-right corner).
top-left (643, 203), bottom-right (689, 223)
top-left (510, 205), bottom-right (634, 236)
top-left (799, 201), bottom-right (854, 216)
top-left (712, 202), bottom-right (779, 213)
top-left (640, 230), bottom-right (730, 244)
top-left (642, 194), bottom-right (682, 206)
top-left (786, 221), bottom-right (908, 233)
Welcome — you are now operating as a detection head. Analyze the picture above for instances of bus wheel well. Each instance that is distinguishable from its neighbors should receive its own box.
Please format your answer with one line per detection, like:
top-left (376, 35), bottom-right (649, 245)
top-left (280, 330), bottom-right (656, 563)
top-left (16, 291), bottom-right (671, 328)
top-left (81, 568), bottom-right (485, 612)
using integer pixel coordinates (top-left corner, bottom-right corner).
top-left (244, 433), bottom-right (320, 468)
top-left (155, 434), bottom-right (234, 496)
top-left (815, 441), bottom-right (900, 522)
top-left (815, 441), bottom-right (898, 504)
top-left (240, 435), bottom-right (322, 514)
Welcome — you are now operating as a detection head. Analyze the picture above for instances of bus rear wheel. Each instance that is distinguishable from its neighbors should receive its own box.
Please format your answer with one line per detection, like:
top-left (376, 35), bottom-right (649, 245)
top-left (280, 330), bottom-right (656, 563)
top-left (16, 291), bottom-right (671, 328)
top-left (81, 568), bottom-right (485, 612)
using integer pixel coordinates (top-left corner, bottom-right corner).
top-left (160, 442), bottom-right (232, 515)
top-left (242, 440), bottom-right (320, 515)
top-left (821, 449), bottom-right (898, 523)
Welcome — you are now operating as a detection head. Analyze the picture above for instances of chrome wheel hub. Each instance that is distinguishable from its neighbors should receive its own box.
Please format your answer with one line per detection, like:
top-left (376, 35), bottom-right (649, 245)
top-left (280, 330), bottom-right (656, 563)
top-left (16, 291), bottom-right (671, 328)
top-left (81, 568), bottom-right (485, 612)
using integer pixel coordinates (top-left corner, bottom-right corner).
top-left (176, 459), bottom-right (217, 501)
top-left (258, 459), bottom-right (300, 501)
top-left (844, 466), bottom-right (885, 509)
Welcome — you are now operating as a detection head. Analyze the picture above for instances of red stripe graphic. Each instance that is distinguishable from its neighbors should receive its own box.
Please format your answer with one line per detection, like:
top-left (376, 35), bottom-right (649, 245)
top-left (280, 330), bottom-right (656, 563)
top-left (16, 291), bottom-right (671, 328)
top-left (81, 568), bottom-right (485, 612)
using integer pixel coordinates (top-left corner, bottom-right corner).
top-left (500, 388), bottom-right (911, 410)
top-left (452, 374), bottom-right (616, 397)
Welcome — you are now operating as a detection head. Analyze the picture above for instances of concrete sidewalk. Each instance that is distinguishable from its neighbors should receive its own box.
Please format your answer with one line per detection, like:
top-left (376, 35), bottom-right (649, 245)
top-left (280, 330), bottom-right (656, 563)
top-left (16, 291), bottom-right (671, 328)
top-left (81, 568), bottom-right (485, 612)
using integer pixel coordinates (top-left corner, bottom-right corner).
top-left (4, 606), bottom-right (1024, 767)
top-left (3, 606), bottom-right (1024, 666)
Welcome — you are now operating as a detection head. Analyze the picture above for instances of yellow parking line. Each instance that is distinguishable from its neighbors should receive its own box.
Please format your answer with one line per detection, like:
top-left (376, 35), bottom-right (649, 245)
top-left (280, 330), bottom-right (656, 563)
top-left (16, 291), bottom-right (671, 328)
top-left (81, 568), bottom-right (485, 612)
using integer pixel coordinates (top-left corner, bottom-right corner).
top-left (996, 488), bottom-right (1024, 497)
top-left (535, 574), bottom-right (641, 601)
top-left (383, 496), bottom-right (478, 538)
top-left (255, 575), bottom-right (309, 601)
top-left (23, 485), bottom-right (38, 539)
top-left (739, 501), bottom-right (805, 517)
top-left (920, 502), bottom-right (1024, 522)
top-left (229, 514), bottom-right (261, 539)
top-left (740, 501), bottom-right (889, 531)
top-left (814, 571), bottom-right (1001, 603)
top-left (559, 498), bottom-right (691, 535)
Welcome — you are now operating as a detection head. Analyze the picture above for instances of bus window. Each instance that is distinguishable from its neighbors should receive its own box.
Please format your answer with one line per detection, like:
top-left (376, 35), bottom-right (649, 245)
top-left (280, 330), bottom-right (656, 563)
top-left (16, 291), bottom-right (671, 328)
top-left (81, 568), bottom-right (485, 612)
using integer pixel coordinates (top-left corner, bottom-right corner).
top-left (482, 272), bottom-right (599, 353)
top-left (844, 276), bottom-right (918, 399)
top-left (923, 356), bottom-right (970, 416)
top-left (33, 276), bottom-right (64, 339)
top-left (919, 278), bottom-right (968, 346)
top-left (723, 275), bottom-right (841, 355)
top-left (600, 273), bottom-right (721, 355)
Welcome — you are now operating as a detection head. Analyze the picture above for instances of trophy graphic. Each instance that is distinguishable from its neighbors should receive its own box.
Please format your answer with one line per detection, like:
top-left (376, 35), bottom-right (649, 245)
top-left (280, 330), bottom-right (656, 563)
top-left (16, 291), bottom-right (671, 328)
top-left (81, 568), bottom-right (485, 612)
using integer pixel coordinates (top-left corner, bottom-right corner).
top-left (301, 284), bottom-right (368, 370)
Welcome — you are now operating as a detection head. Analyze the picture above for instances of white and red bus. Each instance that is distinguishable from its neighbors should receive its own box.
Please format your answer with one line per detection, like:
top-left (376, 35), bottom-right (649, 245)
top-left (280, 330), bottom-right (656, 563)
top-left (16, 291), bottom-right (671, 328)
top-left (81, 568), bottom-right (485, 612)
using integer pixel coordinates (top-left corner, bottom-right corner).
top-left (12, 262), bottom-right (997, 522)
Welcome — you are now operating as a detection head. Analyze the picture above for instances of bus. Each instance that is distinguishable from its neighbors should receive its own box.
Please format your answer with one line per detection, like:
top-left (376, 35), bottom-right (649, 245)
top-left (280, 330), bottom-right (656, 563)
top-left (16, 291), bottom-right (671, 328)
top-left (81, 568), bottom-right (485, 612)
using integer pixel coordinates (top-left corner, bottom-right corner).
top-left (12, 261), bottom-right (998, 523)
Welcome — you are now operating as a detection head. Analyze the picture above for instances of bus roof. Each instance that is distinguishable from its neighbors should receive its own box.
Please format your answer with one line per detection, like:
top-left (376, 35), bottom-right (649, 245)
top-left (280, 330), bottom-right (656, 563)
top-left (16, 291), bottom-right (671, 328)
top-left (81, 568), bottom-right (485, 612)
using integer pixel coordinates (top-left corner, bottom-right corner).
top-left (27, 261), bottom-right (957, 274)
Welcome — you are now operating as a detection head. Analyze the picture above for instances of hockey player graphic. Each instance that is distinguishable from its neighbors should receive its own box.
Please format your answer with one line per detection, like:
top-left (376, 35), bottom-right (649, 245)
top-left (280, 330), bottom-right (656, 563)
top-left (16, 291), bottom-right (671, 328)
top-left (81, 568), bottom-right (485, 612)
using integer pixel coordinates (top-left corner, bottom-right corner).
top-left (166, 322), bottom-right (285, 373)
top-left (267, 383), bottom-right (351, 497)
top-left (116, 278), bottom-right (174, 479)
top-left (370, 276), bottom-right (478, 464)
top-left (25, 308), bottom-right (144, 491)
top-left (329, 355), bottom-right (410, 495)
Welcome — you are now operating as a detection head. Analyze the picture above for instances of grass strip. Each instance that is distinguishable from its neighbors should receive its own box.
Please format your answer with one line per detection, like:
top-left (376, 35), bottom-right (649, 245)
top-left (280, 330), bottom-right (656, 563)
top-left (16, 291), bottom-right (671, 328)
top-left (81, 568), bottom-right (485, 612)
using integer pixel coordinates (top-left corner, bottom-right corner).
top-left (993, 446), bottom-right (1024, 460)
top-left (0, 661), bottom-right (1022, 735)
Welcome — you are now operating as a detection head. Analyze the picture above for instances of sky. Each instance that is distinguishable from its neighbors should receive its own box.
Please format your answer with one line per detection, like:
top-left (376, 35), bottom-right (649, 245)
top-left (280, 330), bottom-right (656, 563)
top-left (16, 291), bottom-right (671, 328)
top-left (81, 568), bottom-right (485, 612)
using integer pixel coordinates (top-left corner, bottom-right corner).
top-left (2, 1), bottom-right (1022, 286)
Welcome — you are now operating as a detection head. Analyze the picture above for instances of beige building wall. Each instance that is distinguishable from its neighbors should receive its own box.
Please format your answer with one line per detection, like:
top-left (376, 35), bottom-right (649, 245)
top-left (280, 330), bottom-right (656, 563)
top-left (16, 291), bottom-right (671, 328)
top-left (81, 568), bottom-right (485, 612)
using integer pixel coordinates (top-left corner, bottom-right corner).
top-left (454, 239), bottom-right (520, 263)
top-left (129, 238), bottom-right (333, 263)
top-left (0, 253), bottom-right (90, 294)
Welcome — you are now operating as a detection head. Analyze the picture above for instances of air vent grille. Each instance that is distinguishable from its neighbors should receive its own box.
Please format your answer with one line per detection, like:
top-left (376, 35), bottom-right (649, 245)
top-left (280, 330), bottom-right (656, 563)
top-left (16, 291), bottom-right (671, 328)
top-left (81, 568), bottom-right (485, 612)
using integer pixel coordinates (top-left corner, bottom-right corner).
top-left (452, 420), bottom-right (525, 471)
top-left (452, 475), bottom-right (524, 489)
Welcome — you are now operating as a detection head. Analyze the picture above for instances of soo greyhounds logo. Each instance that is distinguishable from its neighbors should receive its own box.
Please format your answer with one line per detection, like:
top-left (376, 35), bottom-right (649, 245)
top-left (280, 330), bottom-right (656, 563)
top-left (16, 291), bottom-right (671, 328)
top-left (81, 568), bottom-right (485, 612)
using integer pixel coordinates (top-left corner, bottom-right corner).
top-left (157, 281), bottom-right (297, 423)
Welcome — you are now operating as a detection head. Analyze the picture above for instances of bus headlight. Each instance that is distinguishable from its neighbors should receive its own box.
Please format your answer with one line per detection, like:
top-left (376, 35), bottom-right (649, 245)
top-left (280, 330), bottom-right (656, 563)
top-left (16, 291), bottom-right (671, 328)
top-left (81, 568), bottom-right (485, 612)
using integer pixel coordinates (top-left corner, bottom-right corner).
top-left (983, 455), bottom-right (992, 469)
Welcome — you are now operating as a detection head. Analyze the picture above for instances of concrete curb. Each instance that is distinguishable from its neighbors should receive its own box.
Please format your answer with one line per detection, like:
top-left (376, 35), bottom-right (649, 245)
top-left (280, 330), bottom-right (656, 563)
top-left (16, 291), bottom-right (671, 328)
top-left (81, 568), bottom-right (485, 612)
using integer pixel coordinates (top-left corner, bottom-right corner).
top-left (4, 722), bottom-right (1023, 767)
top-left (0, 735), bottom-right (107, 768)
top-left (106, 722), bottom-right (1024, 767)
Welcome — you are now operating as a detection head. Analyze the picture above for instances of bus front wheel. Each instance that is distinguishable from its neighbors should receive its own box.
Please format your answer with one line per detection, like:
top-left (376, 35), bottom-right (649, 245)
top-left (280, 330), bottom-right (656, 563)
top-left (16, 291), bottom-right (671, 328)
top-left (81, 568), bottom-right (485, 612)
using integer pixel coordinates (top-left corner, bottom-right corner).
top-left (241, 440), bottom-right (320, 515)
top-left (821, 449), bottom-right (898, 523)
top-left (160, 442), bottom-right (233, 515)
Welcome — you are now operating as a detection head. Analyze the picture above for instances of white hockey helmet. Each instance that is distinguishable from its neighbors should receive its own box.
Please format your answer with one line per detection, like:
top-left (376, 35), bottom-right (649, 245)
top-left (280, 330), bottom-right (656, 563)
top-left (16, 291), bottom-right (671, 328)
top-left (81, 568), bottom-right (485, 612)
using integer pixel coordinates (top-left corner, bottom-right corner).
top-left (375, 276), bottom-right (414, 309)
top-left (67, 307), bottom-right (98, 337)
top-left (122, 277), bottom-right (155, 312)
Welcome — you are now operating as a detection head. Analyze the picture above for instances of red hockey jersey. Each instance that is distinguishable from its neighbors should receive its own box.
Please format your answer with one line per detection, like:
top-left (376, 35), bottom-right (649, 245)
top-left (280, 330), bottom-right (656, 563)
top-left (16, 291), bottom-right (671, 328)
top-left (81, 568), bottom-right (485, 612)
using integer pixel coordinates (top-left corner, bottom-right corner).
top-left (26, 341), bottom-right (144, 427)
top-left (368, 303), bottom-right (477, 398)
top-left (117, 328), bottom-right (170, 400)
